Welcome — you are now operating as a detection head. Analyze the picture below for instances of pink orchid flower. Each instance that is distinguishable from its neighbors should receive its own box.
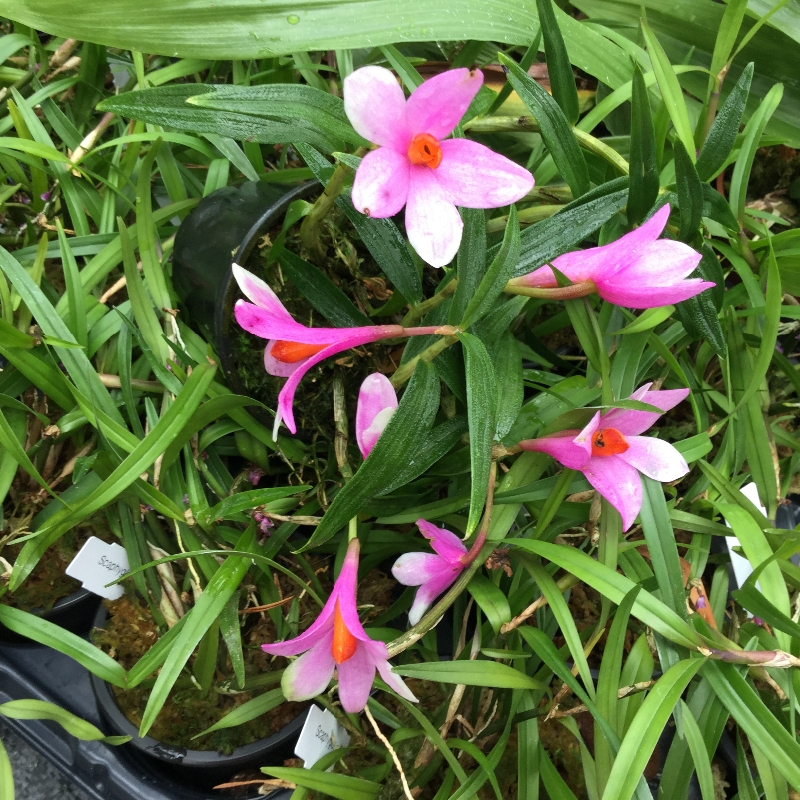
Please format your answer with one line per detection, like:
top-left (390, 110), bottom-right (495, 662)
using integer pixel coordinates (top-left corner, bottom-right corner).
top-left (232, 264), bottom-right (451, 437)
top-left (507, 205), bottom-right (714, 308)
top-left (356, 373), bottom-right (398, 458)
top-left (392, 520), bottom-right (468, 625)
top-left (344, 66), bottom-right (534, 268)
top-left (261, 538), bottom-right (417, 713)
top-left (518, 384), bottom-right (691, 531)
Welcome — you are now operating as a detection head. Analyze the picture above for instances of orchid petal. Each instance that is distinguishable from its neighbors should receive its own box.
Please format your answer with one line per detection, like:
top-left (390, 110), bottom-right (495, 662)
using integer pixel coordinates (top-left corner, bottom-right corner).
top-left (351, 147), bottom-right (410, 218)
top-left (416, 519), bottom-right (467, 563)
top-left (336, 643), bottom-right (376, 713)
top-left (408, 566), bottom-right (463, 626)
top-left (264, 339), bottom-right (309, 378)
top-left (372, 646), bottom-right (418, 703)
top-left (435, 139), bottom-right (534, 208)
top-left (573, 411), bottom-right (601, 458)
top-left (261, 599), bottom-right (335, 657)
top-left (356, 373), bottom-right (398, 458)
top-left (406, 68), bottom-right (483, 139)
top-left (602, 387), bottom-right (690, 436)
top-left (343, 66), bottom-right (409, 151)
top-left (518, 430), bottom-right (591, 469)
top-left (392, 552), bottom-right (449, 587)
top-left (582, 455), bottom-right (643, 532)
top-left (598, 278), bottom-right (715, 309)
top-left (331, 539), bottom-right (372, 642)
top-left (405, 165), bottom-right (462, 267)
top-left (615, 436), bottom-right (689, 481)
top-left (612, 239), bottom-right (703, 284)
top-left (280, 632), bottom-right (336, 701)
top-left (231, 264), bottom-right (295, 323)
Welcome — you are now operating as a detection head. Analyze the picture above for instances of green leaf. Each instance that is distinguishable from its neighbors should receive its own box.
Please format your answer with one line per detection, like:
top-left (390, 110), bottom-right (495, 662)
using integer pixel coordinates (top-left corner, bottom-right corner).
top-left (701, 183), bottom-right (739, 232)
top-left (611, 306), bottom-right (675, 335)
top-left (675, 246), bottom-right (726, 355)
top-left (696, 63), bottom-right (754, 182)
top-left (0, 606), bottom-right (127, 687)
top-left (537, 0), bottom-right (580, 124)
top-left (301, 360), bottom-right (440, 549)
top-left (193, 688), bottom-right (285, 738)
top-left (199, 486), bottom-right (308, 525)
top-left (511, 188), bottom-right (628, 276)
top-left (640, 20), bottom-right (696, 161)
top-left (262, 767), bottom-right (381, 800)
top-left (627, 64), bottom-right (659, 225)
top-left (460, 332), bottom-right (498, 535)
top-left (393, 660), bottom-right (542, 690)
top-left (450, 208), bottom-right (487, 325)
top-left (461, 206), bottom-right (521, 330)
top-left (731, 584), bottom-right (800, 641)
top-left (338, 196), bottom-right (421, 304)
top-left (678, 700), bottom-right (716, 800)
top-left (729, 82), bottom-right (783, 226)
top-left (466, 575), bottom-right (511, 634)
top-left (673, 140), bottom-right (703, 241)
top-left (600, 659), bottom-right (703, 800)
top-left (0, 736), bottom-right (12, 800)
top-left (0, 700), bottom-right (129, 744)
top-left (499, 52), bottom-right (590, 197)
top-left (140, 530), bottom-right (255, 736)
top-left (493, 331), bottom-right (524, 440)
top-left (278, 250), bottom-right (370, 327)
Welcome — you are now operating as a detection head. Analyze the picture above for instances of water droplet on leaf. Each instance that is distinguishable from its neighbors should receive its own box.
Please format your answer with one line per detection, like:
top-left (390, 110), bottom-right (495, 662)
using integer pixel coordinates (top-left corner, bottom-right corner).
top-left (287, 14), bottom-right (300, 24)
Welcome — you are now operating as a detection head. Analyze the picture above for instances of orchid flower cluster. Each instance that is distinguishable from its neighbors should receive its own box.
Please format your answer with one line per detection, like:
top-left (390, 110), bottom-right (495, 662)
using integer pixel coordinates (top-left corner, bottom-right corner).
top-left (241, 66), bottom-right (712, 713)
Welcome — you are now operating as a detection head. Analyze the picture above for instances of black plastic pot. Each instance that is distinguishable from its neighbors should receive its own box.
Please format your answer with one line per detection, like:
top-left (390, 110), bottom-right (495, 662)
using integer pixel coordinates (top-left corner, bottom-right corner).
top-left (172, 179), bottom-right (318, 412)
top-left (89, 605), bottom-right (307, 792)
top-left (0, 588), bottom-right (101, 644)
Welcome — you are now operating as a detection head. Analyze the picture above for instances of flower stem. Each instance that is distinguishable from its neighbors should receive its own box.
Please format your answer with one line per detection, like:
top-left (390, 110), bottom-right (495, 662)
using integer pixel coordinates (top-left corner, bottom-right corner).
top-left (400, 279), bottom-right (458, 328)
top-left (503, 280), bottom-right (597, 300)
top-left (389, 334), bottom-right (458, 389)
top-left (348, 516), bottom-right (358, 542)
top-left (299, 147), bottom-right (368, 253)
top-left (460, 462), bottom-right (497, 566)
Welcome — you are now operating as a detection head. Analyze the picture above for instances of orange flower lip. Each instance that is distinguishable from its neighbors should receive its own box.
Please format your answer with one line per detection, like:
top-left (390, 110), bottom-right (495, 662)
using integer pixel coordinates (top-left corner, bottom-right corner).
top-left (591, 427), bottom-right (629, 456)
top-left (407, 132), bottom-right (443, 168)
top-left (331, 599), bottom-right (358, 664)
top-left (270, 340), bottom-right (329, 363)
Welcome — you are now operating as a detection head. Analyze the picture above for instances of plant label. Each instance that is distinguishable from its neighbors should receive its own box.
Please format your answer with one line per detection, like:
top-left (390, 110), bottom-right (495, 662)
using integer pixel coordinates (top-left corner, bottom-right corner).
top-left (295, 704), bottom-right (350, 769)
top-left (65, 537), bottom-right (130, 600)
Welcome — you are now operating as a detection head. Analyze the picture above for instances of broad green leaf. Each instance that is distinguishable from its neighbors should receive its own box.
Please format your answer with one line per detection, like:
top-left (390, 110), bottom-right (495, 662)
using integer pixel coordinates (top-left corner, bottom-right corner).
top-left (140, 530), bottom-right (255, 736)
top-left (627, 64), bottom-right (659, 225)
top-left (460, 332), bottom-right (498, 535)
top-left (0, 700), bottom-right (129, 744)
top-left (640, 21), bottom-right (696, 160)
top-left (601, 659), bottom-right (703, 800)
top-left (673, 140), bottom-right (703, 241)
top-left (262, 767), bottom-right (381, 800)
top-left (278, 250), bottom-right (370, 327)
top-left (393, 660), bottom-right (542, 690)
top-left (500, 52), bottom-right (589, 197)
top-left (537, 0), bottom-right (580, 124)
top-left (696, 63), bottom-right (754, 181)
top-left (0, 606), bottom-right (127, 687)
top-left (466, 575), bottom-right (511, 634)
top-left (301, 360), bottom-right (440, 549)
top-left (193, 688), bottom-right (285, 738)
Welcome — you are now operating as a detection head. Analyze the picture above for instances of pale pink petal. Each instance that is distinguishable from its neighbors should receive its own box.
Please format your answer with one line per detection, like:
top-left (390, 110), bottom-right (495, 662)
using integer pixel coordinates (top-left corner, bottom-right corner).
top-left (598, 278), bottom-right (715, 309)
top-left (435, 139), bottom-right (533, 208)
top-left (405, 165), bottom-right (462, 267)
top-left (343, 66), bottom-right (410, 151)
top-left (518, 430), bottom-right (591, 469)
top-left (572, 411), bottom-right (601, 458)
top-left (392, 552), bottom-right (448, 587)
top-left (356, 373), bottom-right (398, 458)
top-left (231, 264), bottom-right (295, 322)
top-left (336, 643), bottom-right (376, 713)
top-left (406, 68), bottom-right (483, 139)
top-left (261, 601), bottom-right (335, 657)
top-left (407, 566), bottom-right (463, 625)
top-left (367, 640), bottom-right (417, 702)
top-left (602, 387), bottom-right (690, 436)
top-left (332, 539), bottom-right (372, 643)
top-left (280, 631), bottom-right (336, 701)
top-left (416, 519), bottom-right (467, 563)
top-left (581, 455), bottom-right (642, 532)
top-left (351, 148), bottom-right (410, 218)
top-left (615, 436), bottom-right (689, 481)
top-left (611, 240), bottom-right (702, 284)
top-left (264, 339), bottom-right (309, 378)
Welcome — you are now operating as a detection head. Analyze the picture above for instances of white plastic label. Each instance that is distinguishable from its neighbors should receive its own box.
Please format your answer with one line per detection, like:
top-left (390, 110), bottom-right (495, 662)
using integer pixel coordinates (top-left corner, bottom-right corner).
top-left (295, 705), bottom-right (350, 769)
top-left (65, 537), bottom-right (130, 600)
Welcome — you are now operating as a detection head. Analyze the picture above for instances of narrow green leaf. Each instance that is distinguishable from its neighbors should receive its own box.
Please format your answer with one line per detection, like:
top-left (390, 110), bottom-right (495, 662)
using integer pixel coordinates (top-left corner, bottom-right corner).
top-left (493, 331), bottom-right (524, 440)
top-left (199, 486), bottom-right (308, 525)
top-left (262, 767), bottom-right (381, 800)
top-left (0, 700), bottom-right (129, 744)
top-left (628, 64), bottom-right (659, 225)
top-left (499, 52), bottom-right (589, 197)
top-left (678, 700), bottom-right (716, 800)
top-left (393, 660), bottom-right (542, 690)
top-left (450, 207), bottom-right (487, 325)
top-left (466, 575), bottom-right (511, 634)
top-left (673, 140), bottom-right (703, 241)
top-left (460, 332), bottom-right (498, 535)
top-left (57, 220), bottom-right (87, 348)
top-left (193, 688), bottom-right (285, 739)
top-left (0, 736), bottom-right (12, 800)
top-left (537, 0), bottom-right (580, 124)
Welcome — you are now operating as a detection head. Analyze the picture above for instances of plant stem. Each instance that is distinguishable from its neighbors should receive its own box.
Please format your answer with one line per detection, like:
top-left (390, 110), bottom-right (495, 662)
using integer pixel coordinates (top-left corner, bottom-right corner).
top-left (400, 278), bottom-right (457, 327)
top-left (348, 516), bottom-right (358, 542)
top-left (460, 462), bottom-right (497, 565)
top-left (389, 334), bottom-right (458, 389)
top-left (503, 280), bottom-right (597, 300)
